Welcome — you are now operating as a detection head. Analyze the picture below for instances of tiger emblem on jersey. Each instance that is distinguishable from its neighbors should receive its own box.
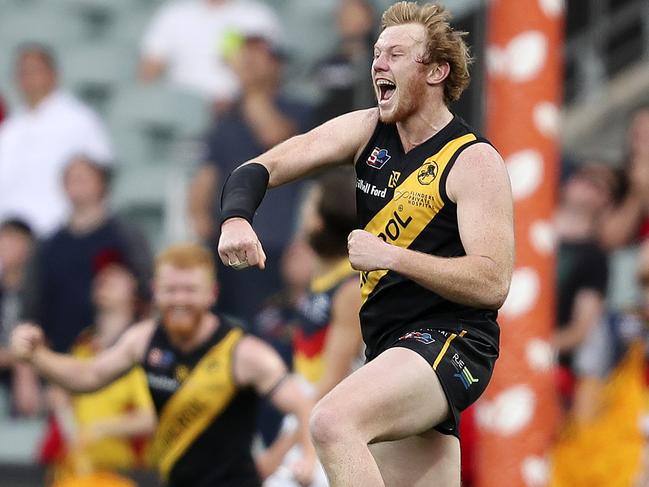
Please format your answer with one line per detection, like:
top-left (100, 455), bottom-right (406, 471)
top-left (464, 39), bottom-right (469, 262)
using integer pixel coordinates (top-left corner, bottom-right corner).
top-left (417, 160), bottom-right (438, 185)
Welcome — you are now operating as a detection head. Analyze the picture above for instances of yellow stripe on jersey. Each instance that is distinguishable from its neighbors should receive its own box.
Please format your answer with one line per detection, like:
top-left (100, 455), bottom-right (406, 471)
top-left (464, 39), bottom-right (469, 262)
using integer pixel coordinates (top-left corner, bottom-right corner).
top-left (360, 134), bottom-right (477, 304)
top-left (152, 328), bottom-right (242, 480)
top-left (433, 330), bottom-right (466, 370)
top-left (311, 258), bottom-right (355, 294)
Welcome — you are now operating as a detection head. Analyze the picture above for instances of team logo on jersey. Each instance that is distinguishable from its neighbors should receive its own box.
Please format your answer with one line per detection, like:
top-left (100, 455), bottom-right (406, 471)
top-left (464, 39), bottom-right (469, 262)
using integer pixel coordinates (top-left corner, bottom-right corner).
top-left (388, 171), bottom-right (401, 188)
top-left (399, 331), bottom-right (435, 345)
top-left (366, 147), bottom-right (391, 169)
top-left (300, 293), bottom-right (331, 326)
top-left (417, 160), bottom-right (438, 185)
top-left (148, 348), bottom-right (175, 368)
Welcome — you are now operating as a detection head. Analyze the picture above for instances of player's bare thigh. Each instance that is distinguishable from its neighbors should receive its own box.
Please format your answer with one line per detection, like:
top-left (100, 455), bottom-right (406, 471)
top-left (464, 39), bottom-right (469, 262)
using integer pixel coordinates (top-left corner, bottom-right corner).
top-left (313, 347), bottom-right (451, 443)
top-left (370, 429), bottom-right (460, 487)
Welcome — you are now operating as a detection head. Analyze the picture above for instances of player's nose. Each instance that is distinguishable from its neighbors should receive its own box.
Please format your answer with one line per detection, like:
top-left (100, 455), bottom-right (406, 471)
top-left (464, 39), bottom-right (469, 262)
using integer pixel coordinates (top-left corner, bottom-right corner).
top-left (372, 53), bottom-right (389, 72)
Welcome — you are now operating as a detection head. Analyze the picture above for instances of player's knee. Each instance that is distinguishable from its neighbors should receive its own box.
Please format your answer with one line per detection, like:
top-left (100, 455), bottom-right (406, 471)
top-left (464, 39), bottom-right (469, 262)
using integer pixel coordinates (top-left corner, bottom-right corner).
top-left (309, 400), bottom-right (352, 449)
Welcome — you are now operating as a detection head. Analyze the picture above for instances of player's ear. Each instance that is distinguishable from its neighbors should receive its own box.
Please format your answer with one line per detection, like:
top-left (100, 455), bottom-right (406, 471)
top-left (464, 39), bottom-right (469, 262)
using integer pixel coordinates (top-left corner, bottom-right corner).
top-left (427, 62), bottom-right (450, 86)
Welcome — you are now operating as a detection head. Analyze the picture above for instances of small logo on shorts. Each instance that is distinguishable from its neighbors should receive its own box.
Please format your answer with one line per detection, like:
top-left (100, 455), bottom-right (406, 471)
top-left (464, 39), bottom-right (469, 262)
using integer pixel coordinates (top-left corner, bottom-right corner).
top-left (399, 331), bottom-right (435, 345)
top-left (454, 366), bottom-right (479, 389)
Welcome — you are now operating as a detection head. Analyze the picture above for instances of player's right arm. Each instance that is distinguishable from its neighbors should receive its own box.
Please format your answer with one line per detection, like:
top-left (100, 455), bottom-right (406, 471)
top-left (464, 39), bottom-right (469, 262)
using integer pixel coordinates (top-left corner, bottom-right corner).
top-left (256, 108), bottom-right (377, 187)
top-left (218, 108), bottom-right (377, 270)
top-left (11, 321), bottom-right (154, 393)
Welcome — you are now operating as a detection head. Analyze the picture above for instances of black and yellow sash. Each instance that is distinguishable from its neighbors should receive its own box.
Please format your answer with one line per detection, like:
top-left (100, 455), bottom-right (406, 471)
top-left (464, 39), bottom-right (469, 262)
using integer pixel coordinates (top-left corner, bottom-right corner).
top-left (151, 328), bottom-right (242, 479)
top-left (360, 133), bottom-right (476, 303)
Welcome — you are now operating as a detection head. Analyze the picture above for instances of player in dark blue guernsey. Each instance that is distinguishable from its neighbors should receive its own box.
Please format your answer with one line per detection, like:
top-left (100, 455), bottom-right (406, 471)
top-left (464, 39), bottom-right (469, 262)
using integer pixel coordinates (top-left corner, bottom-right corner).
top-left (11, 244), bottom-right (316, 486)
top-left (218, 2), bottom-right (514, 486)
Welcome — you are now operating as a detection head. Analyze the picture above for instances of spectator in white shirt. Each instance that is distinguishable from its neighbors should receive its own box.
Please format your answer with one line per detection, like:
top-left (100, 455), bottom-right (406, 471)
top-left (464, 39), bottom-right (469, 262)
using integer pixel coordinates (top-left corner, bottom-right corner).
top-left (0, 44), bottom-right (113, 237)
top-left (138, 0), bottom-right (282, 104)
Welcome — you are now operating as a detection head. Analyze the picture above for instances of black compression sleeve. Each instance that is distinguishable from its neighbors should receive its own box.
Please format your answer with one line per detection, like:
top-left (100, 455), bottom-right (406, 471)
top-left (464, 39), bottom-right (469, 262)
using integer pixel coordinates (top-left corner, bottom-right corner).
top-left (220, 162), bottom-right (270, 225)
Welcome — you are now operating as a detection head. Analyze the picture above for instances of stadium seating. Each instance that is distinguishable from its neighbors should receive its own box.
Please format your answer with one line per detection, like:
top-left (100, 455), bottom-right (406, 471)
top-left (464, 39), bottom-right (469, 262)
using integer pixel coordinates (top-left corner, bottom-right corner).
top-left (0, 0), bottom-right (381, 248)
top-left (60, 42), bottom-right (137, 115)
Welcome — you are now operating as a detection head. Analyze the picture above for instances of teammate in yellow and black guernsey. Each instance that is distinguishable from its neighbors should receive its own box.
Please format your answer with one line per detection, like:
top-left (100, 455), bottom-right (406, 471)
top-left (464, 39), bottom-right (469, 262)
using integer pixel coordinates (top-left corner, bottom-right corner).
top-left (218, 2), bottom-right (514, 486)
top-left (11, 244), bottom-right (316, 487)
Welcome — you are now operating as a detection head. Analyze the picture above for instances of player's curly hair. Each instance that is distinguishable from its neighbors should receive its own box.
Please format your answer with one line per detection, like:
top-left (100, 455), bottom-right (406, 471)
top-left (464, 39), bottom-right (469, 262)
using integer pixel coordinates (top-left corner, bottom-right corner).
top-left (381, 1), bottom-right (472, 105)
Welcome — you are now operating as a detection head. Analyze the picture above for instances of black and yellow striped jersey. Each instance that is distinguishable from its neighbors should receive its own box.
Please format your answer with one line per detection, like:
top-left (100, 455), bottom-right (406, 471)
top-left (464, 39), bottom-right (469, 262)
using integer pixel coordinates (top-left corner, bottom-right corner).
top-left (143, 316), bottom-right (260, 487)
top-left (355, 115), bottom-right (500, 360)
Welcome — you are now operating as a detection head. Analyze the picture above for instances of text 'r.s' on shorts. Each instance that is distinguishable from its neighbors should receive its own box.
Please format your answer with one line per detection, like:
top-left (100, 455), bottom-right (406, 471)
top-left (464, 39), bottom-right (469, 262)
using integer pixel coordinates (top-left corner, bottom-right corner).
top-left (390, 328), bottom-right (498, 437)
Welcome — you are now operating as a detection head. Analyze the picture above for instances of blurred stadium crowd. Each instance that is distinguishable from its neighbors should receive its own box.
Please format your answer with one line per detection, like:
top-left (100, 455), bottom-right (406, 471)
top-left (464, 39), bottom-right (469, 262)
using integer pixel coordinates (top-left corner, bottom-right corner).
top-left (0, 0), bottom-right (648, 486)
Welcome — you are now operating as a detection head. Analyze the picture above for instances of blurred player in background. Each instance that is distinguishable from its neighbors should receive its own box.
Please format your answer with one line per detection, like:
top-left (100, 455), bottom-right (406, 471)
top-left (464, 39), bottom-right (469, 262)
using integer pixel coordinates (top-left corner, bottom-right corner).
top-left (12, 244), bottom-right (316, 487)
top-left (265, 169), bottom-right (363, 487)
top-left (44, 255), bottom-right (154, 482)
top-left (294, 169), bottom-right (362, 401)
top-left (218, 2), bottom-right (513, 486)
top-left (252, 239), bottom-right (315, 448)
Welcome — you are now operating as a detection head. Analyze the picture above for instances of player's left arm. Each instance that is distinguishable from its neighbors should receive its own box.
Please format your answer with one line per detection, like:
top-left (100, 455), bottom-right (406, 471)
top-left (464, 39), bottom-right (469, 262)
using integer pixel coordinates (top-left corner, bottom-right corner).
top-left (348, 142), bottom-right (514, 309)
top-left (314, 279), bottom-right (363, 400)
top-left (234, 336), bottom-right (316, 484)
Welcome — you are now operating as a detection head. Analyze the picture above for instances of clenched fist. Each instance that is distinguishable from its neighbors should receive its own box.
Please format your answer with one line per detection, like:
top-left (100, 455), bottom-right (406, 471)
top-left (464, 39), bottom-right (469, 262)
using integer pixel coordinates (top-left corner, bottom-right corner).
top-left (11, 323), bottom-right (45, 362)
top-left (218, 217), bottom-right (267, 270)
top-left (347, 229), bottom-right (397, 272)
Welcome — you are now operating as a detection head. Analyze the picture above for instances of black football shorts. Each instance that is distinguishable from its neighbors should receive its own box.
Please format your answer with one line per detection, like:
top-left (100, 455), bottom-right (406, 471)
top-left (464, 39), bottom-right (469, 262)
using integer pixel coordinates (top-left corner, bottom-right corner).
top-left (389, 327), bottom-right (498, 437)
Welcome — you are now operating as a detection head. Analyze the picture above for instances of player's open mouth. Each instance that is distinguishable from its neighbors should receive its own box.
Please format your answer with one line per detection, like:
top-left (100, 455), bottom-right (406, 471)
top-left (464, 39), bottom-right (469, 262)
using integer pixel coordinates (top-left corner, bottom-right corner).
top-left (376, 79), bottom-right (396, 103)
top-left (169, 306), bottom-right (191, 316)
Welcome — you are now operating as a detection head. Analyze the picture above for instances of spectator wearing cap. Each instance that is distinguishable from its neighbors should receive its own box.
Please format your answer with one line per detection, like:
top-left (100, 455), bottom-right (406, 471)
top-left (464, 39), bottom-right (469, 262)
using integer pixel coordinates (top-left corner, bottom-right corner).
top-left (0, 44), bottom-right (113, 236)
top-left (189, 28), bottom-right (312, 324)
top-left (22, 156), bottom-right (152, 353)
top-left (0, 218), bottom-right (41, 416)
top-left (138, 0), bottom-right (282, 104)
